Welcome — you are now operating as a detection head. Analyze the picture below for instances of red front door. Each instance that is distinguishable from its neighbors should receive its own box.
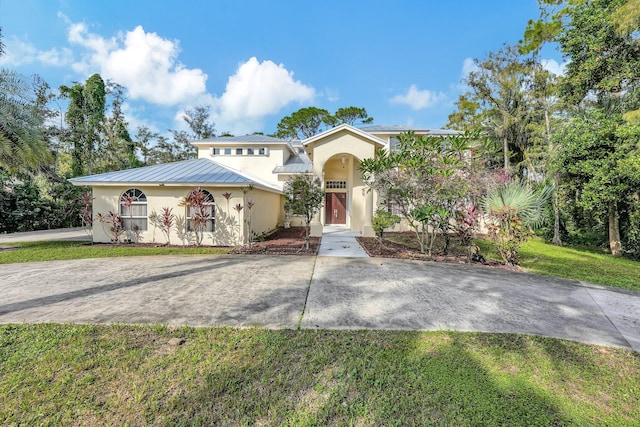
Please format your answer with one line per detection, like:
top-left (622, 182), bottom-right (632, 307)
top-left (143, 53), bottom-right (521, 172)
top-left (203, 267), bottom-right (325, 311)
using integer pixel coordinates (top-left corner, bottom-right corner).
top-left (325, 192), bottom-right (347, 225)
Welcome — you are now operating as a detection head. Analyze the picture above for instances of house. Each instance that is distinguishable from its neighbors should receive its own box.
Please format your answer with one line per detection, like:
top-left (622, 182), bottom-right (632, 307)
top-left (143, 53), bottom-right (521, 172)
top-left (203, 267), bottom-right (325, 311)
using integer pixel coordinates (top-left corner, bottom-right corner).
top-left (70, 124), bottom-right (458, 245)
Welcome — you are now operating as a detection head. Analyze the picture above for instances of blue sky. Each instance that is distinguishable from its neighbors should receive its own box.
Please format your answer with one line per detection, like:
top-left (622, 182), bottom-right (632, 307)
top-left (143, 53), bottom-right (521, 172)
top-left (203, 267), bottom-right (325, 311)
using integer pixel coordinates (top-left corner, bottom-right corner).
top-left (0, 0), bottom-right (564, 137)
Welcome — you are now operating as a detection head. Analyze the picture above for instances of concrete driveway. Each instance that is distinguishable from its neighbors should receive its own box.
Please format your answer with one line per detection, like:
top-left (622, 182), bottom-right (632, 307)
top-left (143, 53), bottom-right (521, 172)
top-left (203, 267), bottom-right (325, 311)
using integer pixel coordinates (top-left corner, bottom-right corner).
top-left (0, 254), bottom-right (638, 352)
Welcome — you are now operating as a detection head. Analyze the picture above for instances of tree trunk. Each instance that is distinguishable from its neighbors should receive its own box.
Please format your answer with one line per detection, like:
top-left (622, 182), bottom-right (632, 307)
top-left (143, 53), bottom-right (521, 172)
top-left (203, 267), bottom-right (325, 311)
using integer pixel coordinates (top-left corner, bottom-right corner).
top-left (503, 136), bottom-right (509, 170)
top-left (552, 187), bottom-right (562, 246)
top-left (608, 201), bottom-right (623, 257)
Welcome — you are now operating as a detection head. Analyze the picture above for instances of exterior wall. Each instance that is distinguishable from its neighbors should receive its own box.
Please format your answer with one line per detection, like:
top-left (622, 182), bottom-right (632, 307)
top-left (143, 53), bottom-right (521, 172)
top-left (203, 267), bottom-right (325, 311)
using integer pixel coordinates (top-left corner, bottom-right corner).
top-left (91, 185), bottom-right (282, 246)
top-left (306, 130), bottom-right (377, 236)
top-left (245, 189), bottom-right (282, 239)
top-left (196, 146), bottom-right (288, 185)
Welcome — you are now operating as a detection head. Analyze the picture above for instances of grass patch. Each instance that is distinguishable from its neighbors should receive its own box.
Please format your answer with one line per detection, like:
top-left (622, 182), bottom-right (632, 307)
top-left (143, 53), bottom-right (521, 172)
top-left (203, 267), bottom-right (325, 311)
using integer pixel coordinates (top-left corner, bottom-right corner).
top-left (476, 237), bottom-right (639, 291)
top-left (0, 240), bottom-right (229, 264)
top-left (0, 324), bottom-right (638, 426)
top-left (518, 239), bottom-right (640, 291)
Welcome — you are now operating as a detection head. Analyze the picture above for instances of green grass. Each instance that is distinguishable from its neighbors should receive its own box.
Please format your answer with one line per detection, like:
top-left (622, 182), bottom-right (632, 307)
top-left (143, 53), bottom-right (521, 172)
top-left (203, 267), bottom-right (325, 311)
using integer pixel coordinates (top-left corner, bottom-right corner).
top-left (475, 238), bottom-right (640, 292)
top-left (0, 240), bottom-right (229, 264)
top-left (0, 324), bottom-right (638, 426)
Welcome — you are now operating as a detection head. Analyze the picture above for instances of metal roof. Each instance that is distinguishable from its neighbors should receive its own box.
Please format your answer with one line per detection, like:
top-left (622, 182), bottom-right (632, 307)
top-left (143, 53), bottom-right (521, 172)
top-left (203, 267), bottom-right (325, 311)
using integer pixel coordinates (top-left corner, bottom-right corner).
top-left (360, 125), bottom-right (460, 135)
top-left (193, 134), bottom-right (289, 144)
top-left (272, 151), bottom-right (313, 174)
top-left (69, 158), bottom-right (279, 191)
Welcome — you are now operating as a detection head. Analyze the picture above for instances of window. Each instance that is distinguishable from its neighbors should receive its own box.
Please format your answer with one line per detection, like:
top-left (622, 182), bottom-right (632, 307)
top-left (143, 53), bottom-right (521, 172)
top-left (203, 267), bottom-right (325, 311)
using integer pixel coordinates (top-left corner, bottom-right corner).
top-left (186, 189), bottom-right (215, 232)
top-left (247, 148), bottom-right (254, 155)
top-left (258, 147), bottom-right (267, 155)
top-left (236, 148), bottom-right (243, 155)
top-left (224, 148), bottom-right (231, 155)
top-left (389, 137), bottom-right (399, 152)
top-left (325, 181), bottom-right (347, 189)
top-left (213, 147), bottom-right (220, 155)
top-left (120, 189), bottom-right (147, 231)
top-left (387, 201), bottom-right (402, 216)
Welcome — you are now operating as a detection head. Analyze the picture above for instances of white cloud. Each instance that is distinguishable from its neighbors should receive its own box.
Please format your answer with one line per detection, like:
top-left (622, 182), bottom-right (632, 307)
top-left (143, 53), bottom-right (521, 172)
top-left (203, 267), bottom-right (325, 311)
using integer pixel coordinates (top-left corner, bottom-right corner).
top-left (67, 23), bottom-right (207, 105)
top-left (212, 57), bottom-right (315, 134)
top-left (541, 58), bottom-right (568, 76)
top-left (0, 35), bottom-right (73, 67)
top-left (390, 85), bottom-right (446, 110)
top-left (461, 57), bottom-right (479, 78)
top-left (323, 87), bottom-right (340, 103)
top-left (59, 16), bottom-right (315, 134)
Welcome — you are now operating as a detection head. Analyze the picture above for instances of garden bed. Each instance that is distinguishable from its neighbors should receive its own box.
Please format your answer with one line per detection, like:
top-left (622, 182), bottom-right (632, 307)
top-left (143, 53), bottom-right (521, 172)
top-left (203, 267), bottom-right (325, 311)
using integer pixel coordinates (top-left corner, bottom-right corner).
top-left (233, 227), bottom-right (320, 255)
top-left (357, 232), bottom-right (518, 270)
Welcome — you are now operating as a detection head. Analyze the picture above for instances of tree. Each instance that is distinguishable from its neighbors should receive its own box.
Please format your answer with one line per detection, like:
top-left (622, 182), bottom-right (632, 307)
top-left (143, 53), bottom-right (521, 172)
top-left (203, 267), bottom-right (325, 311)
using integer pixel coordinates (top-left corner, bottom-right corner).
top-left (183, 105), bottom-right (215, 140)
top-left (360, 131), bottom-right (488, 258)
top-left (60, 73), bottom-right (106, 176)
top-left (554, 107), bottom-right (640, 256)
top-left (98, 81), bottom-right (141, 172)
top-left (284, 174), bottom-right (324, 249)
top-left (522, 0), bottom-right (640, 104)
top-left (0, 70), bottom-right (50, 173)
top-left (482, 182), bottom-right (552, 266)
top-left (135, 126), bottom-right (158, 165)
top-left (446, 94), bottom-right (482, 131)
top-left (334, 106), bottom-right (373, 125)
top-left (522, 0), bottom-right (640, 255)
top-left (276, 107), bottom-right (334, 139)
top-left (464, 45), bottom-right (537, 172)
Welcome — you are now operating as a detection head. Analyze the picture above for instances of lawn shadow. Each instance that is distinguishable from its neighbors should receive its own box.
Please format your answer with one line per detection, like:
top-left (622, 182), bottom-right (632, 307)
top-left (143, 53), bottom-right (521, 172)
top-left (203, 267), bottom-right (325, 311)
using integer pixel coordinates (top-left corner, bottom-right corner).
top-left (157, 329), bottom-right (574, 425)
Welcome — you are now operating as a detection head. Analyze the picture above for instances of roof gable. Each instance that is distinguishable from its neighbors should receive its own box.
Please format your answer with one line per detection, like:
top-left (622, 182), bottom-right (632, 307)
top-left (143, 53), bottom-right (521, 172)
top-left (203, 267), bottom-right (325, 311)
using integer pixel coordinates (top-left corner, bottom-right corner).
top-left (302, 123), bottom-right (386, 147)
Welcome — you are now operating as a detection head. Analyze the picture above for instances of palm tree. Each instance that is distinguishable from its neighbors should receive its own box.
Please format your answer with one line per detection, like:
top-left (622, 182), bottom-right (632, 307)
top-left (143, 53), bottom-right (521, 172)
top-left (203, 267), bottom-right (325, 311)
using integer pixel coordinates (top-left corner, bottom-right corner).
top-left (0, 69), bottom-right (50, 173)
top-left (482, 182), bottom-right (552, 266)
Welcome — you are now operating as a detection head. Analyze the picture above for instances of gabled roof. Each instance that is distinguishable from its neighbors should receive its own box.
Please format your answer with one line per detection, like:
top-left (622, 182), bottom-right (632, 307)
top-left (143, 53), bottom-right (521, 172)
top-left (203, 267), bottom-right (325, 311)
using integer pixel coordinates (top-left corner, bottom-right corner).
top-left (69, 158), bottom-right (282, 193)
top-left (360, 124), bottom-right (460, 136)
top-left (302, 123), bottom-right (387, 147)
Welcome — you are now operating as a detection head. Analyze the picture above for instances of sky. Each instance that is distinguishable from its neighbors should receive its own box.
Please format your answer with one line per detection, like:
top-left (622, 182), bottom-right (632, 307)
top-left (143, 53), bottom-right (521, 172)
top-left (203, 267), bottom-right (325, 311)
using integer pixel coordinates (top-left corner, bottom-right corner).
top-left (0, 0), bottom-right (565, 137)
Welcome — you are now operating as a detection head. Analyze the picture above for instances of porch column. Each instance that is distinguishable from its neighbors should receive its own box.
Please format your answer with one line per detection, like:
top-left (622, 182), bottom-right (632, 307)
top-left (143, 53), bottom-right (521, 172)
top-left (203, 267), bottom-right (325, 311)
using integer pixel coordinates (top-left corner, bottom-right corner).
top-left (362, 187), bottom-right (375, 237)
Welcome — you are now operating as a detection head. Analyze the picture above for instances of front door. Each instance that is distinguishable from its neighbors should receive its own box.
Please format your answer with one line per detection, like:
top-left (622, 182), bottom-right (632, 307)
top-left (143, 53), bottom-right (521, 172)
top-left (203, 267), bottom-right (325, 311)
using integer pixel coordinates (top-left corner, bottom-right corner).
top-left (325, 192), bottom-right (347, 225)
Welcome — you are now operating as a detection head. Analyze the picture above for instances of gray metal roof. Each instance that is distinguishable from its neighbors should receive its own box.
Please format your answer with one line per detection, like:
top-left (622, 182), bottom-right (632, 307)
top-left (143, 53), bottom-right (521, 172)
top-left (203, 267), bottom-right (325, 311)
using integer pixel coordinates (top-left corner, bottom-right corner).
top-left (70, 158), bottom-right (255, 186)
top-left (193, 134), bottom-right (288, 144)
top-left (360, 125), bottom-right (459, 135)
top-left (272, 150), bottom-right (313, 174)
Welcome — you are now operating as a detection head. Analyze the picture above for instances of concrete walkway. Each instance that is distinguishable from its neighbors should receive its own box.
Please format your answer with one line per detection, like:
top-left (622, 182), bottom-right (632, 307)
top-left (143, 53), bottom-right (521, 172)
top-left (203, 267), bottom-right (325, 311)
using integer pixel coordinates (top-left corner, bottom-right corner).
top-left (0, 254), bottom-right (638, 352)
top-left (317, 225), bottom-right (369, 257)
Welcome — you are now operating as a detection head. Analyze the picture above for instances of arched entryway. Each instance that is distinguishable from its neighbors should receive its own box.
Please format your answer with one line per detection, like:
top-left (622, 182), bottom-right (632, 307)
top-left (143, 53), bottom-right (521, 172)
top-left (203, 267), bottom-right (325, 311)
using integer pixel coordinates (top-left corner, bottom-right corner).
top-left (320, 153), bottom-right (367, 230)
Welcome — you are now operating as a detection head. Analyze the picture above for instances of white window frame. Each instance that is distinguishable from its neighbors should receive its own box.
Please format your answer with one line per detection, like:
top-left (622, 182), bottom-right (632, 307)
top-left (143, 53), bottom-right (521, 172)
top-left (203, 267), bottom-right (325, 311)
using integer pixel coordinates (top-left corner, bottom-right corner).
top-left (186, 189), bottom-right (215, 232)
top-left (120, 189), bottom-right (148, 231)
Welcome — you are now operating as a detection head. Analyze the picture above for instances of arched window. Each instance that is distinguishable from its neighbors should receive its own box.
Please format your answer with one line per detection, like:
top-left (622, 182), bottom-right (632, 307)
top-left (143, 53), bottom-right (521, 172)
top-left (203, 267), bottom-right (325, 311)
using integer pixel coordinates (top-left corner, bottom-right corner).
top-left (185, 188), bottom-right (215, 232)
top-left (120, 189), bottom-right (148, 231)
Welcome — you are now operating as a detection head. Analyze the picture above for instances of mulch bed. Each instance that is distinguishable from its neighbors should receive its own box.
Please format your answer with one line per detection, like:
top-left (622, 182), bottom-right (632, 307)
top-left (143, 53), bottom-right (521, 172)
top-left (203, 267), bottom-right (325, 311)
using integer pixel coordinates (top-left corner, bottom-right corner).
top-left (357, 234), bottom-right (518, 271)
top-left (233, 227), bottom-right (320, 256)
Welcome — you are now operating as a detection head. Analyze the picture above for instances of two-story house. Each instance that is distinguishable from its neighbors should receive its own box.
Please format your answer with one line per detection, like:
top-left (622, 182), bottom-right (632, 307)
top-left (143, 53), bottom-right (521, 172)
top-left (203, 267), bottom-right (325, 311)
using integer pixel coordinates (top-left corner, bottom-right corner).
top-left (70, 124), bottom-right (457, 245)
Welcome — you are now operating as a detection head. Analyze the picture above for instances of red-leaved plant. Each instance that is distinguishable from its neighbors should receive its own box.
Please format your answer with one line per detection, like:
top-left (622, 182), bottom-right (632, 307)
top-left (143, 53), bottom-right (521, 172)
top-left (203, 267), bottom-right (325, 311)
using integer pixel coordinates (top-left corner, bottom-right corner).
top-left (181, 187), bottom-right (212, 246)
top-left (96, 210), bottom-right (124, 243)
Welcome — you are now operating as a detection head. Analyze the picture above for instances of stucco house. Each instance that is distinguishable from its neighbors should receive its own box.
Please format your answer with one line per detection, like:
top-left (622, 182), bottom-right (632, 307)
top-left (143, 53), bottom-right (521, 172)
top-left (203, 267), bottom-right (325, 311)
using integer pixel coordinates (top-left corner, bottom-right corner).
top-left (70, 124), bottom-right (457, 245)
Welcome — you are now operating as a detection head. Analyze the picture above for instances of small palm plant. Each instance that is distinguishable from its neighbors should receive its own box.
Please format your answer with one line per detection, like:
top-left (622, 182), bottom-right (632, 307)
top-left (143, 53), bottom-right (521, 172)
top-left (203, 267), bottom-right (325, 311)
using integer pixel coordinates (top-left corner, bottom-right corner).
top-left (482, 182), bottom-right (552, 266)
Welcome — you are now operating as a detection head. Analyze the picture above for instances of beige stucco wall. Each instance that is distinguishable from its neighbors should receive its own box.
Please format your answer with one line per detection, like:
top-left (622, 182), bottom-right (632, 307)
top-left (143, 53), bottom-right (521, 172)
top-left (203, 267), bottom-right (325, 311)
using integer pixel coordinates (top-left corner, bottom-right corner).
top-left (196, 146), bottom-right (288, 185)
top-left (306, 129), bottom-right (378, 235)
top-left (91, 185), bottom-right (281, 246)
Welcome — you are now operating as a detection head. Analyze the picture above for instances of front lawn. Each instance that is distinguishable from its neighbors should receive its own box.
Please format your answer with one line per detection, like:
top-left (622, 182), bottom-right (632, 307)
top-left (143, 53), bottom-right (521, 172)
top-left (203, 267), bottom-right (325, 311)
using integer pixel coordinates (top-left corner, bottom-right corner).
top-left (0, 240), bottom-right (229, 264)
top-left (1, 324), bottom-right (638, 426)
